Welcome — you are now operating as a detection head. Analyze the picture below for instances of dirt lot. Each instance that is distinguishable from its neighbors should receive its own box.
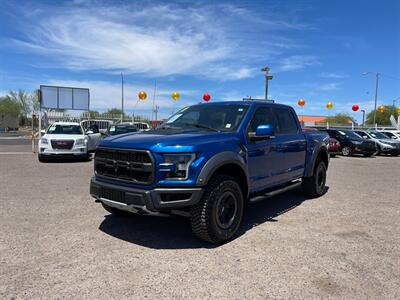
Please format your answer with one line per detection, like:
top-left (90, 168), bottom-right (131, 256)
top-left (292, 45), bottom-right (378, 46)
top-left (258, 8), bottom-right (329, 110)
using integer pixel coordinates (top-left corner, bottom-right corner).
top-left (1, 145), bottom-right (399, 299)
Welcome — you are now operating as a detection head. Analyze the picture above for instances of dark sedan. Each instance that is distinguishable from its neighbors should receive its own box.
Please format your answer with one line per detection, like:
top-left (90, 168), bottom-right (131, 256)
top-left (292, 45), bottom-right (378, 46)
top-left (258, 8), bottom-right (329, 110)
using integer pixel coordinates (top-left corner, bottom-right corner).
top-left (321, 129), bottom-right (377, 157)
top-left (106, 124), bottom-right (138, 136)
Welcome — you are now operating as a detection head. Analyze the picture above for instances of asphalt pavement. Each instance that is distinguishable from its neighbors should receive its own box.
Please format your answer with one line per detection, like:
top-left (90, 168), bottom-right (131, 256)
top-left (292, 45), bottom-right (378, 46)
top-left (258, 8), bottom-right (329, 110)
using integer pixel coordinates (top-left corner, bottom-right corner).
top-left (0, 146), bottom-right (399, 299)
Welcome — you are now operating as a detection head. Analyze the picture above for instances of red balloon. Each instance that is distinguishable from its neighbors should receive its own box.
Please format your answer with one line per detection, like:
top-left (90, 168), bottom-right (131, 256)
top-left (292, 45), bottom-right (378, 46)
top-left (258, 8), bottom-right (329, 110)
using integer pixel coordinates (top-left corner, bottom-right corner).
top-left (352, 104), bottom-right (359, 112)
top-left (203, 93), bottom-right (211, 102)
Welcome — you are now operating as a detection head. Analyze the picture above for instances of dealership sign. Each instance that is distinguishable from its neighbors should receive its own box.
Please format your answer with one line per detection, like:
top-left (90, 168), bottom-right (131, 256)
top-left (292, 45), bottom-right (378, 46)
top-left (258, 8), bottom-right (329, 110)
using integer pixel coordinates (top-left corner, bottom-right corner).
top-left (40, 85), bottom-right (90, 110)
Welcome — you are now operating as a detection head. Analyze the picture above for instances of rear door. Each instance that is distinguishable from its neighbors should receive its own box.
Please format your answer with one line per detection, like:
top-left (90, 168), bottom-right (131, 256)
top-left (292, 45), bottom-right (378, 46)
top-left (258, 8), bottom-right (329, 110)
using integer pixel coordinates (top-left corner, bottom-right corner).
top-left (271, 107), bottom-right (307, 182)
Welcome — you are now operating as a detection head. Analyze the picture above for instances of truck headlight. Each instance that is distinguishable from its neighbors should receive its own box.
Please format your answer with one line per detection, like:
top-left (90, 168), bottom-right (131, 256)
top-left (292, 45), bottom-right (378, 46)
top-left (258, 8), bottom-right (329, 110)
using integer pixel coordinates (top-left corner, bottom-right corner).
top-left (75, 138), bottom-right (86, 146)
top-left (41, 138), bottom-right (48, 144)
top-left (160, 153), bottom-right (195, 180)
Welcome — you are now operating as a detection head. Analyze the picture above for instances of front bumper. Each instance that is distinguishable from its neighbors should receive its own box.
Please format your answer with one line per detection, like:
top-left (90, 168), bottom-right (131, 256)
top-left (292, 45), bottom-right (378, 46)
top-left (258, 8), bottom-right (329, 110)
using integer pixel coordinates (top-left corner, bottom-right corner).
top-left (90, 177), bottom-right (203, 214)
top-left (39, 146), bottom-right (87, 156)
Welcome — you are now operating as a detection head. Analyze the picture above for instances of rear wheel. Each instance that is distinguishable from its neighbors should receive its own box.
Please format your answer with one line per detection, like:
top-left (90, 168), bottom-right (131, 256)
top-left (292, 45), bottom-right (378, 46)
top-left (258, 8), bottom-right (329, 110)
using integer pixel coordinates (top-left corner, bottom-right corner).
top-left (341, 146), bottom-right (352, 156)
top-left (302, 160), bottom-right (327, 197)
top-left (190, 175), bottom-right (244, 244)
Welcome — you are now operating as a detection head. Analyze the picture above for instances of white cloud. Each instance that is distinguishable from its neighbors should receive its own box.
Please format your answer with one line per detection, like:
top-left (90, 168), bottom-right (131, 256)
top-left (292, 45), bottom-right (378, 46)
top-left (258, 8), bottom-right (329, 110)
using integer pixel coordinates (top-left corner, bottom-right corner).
top-left (278, 55), bottom-right (320, 71)
top-left (319, 72), bottom-right (348, 79)
top-left (10, 2), bottom-right (315, 80)
top-left (318, 82), bottom-right (343, 91)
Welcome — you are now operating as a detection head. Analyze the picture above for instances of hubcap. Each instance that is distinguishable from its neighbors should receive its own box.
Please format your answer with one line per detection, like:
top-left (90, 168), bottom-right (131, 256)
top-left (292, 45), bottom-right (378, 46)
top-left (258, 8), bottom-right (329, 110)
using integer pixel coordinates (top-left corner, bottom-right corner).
top-left (342, 147), bottom-right (350, 155)
top-left (216, 191), bottom-right (237, 229)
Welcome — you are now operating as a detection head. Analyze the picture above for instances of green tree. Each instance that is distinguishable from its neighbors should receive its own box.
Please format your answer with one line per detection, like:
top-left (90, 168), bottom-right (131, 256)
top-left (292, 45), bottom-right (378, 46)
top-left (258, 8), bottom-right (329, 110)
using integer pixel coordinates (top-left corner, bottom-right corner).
top-left (366, 105), bottom-right (399, 125)
top-left (106, 108), bottom-right (123, 116)
top-left (0, 96), bottom-right (22, 116)
top-left (8, 90), bottom-right (31, 117)
top-left (327, 113), bottom-right (355, 124)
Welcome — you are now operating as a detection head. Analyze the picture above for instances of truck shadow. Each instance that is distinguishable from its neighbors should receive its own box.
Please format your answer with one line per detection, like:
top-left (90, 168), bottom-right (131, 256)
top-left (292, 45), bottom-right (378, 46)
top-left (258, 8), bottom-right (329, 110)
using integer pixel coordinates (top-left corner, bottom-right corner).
top-left (98, 186), bottom-right (327, 249)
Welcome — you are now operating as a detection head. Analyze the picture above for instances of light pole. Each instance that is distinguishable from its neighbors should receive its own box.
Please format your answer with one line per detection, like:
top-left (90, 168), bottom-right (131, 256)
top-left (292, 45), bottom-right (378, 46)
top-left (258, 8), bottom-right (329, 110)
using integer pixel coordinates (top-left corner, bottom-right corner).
top-left (361, 109), bottom-right (366, 127)
top-left (261, 66), bottom-right (273, 100)
top-left (392, 97), bottom-right (400, 115)
top-left (363, 72), bottom-right (380, 126)
top-left (121, 72), bottom-right (124, 122)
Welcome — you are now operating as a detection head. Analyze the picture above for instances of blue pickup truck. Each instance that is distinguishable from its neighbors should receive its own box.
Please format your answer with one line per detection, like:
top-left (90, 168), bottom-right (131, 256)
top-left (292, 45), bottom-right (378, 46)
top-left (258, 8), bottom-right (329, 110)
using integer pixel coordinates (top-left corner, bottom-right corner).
top-left (90, 100), bottom-right (329, 243)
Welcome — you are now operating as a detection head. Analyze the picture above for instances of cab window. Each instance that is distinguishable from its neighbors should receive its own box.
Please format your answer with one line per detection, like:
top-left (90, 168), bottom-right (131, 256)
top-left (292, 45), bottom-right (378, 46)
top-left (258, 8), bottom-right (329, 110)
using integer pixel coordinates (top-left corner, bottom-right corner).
top-left (248, 107), bottom-right (276, 133)
top-left (274, 108), bottom-right (299, 134)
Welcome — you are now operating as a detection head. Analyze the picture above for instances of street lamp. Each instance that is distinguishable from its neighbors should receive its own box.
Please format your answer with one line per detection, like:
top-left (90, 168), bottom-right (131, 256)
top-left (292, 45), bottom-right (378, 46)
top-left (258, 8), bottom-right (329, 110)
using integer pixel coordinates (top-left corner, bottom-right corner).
top-left (362, 71), bottom-right (380, 126)
top-left (261, 66), bottom-right (273, 100)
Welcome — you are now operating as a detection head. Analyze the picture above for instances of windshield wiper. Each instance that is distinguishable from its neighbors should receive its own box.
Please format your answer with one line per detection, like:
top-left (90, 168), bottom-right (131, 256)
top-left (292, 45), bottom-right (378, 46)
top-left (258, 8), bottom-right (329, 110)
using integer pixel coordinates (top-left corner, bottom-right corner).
top-left (180, 122), bottom-right (220, 132)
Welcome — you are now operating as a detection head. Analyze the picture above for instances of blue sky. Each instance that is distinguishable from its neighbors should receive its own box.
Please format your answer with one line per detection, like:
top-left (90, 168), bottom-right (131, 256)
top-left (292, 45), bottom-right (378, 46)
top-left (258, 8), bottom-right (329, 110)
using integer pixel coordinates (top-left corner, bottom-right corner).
top-left (1, 0), bottom-right (399, 121)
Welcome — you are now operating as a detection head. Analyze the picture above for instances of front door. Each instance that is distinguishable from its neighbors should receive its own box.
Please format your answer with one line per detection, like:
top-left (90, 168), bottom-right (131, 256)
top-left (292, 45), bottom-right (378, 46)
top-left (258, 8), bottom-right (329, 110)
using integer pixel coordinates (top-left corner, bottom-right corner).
top-left (246, 107), bottom-right (281, 192)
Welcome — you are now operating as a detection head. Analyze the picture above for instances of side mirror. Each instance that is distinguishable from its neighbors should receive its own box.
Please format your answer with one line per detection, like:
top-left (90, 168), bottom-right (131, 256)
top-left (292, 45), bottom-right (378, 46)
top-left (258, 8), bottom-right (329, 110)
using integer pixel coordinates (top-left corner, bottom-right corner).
top-left (40, 129), bottom-right (46, 135)
top-left (249, 124), bottom-right (275, 141)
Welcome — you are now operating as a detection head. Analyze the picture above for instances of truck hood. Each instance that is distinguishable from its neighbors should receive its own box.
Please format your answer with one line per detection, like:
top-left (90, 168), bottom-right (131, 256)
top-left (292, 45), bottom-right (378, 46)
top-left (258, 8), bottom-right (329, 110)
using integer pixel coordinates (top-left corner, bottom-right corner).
top-left (99, 129), bottom-right (239, 152)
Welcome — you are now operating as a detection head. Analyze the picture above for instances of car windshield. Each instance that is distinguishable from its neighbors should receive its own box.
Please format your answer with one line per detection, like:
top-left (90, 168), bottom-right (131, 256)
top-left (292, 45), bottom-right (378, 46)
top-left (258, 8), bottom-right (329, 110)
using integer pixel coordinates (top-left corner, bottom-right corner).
top-left (47, 124), bottom-right (83, 135)
top-left (337, 130), bottom-right (362, 139)
top-left (108, 125), bottom-right (138, 135)
top-left (163, 104), bottom-right (249, 132)
top-left (368, 131), bottom-right (389, 139)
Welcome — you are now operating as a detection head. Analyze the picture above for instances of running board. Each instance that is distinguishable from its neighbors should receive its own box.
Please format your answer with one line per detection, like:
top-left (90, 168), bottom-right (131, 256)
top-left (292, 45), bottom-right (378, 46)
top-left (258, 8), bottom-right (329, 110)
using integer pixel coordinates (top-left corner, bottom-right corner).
top-left (249, 180), bottom-right (302, 203)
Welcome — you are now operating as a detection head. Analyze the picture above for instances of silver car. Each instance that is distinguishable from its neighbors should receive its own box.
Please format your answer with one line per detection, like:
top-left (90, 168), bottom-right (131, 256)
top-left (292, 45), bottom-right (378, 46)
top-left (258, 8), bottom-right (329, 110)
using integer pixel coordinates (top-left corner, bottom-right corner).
top-left (353, 130), bottom-right (400, 156)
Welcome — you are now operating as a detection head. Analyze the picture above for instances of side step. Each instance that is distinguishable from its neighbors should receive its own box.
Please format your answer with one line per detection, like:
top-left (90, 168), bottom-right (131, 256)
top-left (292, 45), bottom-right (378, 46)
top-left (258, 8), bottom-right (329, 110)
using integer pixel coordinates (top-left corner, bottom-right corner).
top-left (249, 180), bottom-right (302, 203)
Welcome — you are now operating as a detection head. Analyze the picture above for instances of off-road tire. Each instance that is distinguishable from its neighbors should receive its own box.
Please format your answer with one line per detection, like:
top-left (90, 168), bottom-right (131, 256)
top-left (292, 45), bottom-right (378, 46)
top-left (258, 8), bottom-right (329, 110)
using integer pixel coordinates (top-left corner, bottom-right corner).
top-left (101, 203), bottom-right (130, 216)
top-left (341, 146), bottom-right (352, 156)
top-left (302, 160), bottom-right (327, 198)
top-left (190, 175), bottom-right (244, 244)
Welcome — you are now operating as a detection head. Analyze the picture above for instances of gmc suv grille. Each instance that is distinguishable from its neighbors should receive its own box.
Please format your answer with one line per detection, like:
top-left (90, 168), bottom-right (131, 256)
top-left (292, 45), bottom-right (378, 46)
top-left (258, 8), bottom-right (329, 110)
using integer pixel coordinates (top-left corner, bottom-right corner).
top-left (94, 148), bottom-right (154, 184)
top-left (51, 140), bottom-right (74, 150)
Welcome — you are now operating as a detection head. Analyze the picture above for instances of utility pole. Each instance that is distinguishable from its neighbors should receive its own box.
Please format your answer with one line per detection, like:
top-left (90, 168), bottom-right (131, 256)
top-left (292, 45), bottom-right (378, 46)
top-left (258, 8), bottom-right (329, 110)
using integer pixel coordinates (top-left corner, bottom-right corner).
top-left (152, 80), bottom-right (157, 123)
top-left (363, 72), bottom-right (380, 126)
top-left (361, 109), bottom-right (366, 127)
top-left (154, 105), bottom-right (159, 123)
top-left (261, 66), bottom-right (273, 100)
top-left (373, 72), bottom-right (379, 126)
top-left (121, 72), bottom-right (124, 122)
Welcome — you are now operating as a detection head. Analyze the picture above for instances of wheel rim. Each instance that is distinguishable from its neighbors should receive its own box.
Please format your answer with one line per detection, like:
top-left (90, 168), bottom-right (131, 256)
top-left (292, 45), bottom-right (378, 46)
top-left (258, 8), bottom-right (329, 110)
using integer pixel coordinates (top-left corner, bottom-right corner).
top-left (215, 191), bottom-right (237, 229)
top-left (342, 147), bottom-right (350, 156)
top-left (316, 165), bottom-right (325, 191)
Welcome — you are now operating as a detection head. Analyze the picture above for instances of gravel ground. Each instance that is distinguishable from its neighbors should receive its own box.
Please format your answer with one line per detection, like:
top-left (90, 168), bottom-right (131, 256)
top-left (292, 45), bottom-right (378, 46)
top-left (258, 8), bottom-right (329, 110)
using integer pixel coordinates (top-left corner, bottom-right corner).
top-left (0, 149), bottom-right (399, 299)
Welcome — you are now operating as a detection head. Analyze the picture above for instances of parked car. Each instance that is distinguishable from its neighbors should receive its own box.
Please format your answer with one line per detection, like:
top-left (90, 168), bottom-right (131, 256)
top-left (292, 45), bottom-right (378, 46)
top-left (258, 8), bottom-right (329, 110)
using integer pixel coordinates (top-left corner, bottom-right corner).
top-left (90, 100), bottom-right (329, 243)
top-left (38, 121), bottom-right (102, 161)
top-left (379, 130), bottom-right (400, 140)
top-left (133, 122), bottom-right (150, 131)
top-left (353, 130), bottom-right (400, 156)
top-left (105, 123), bottom-right (138, 136)
top-left (328, 138), bottom-right (341, 157)
top-left (321, 129), bottom-right (376, 157)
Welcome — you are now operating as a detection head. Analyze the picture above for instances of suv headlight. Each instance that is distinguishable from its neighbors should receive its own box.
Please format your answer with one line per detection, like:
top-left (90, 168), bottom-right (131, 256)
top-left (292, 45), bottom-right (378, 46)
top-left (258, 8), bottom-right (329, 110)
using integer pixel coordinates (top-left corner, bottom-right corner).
top-left (75, 138), bottom-right (86, 146)
top-left (160, 153), bottom-right (196, 180)
top-left (41, 138), bottom-right (48, 144)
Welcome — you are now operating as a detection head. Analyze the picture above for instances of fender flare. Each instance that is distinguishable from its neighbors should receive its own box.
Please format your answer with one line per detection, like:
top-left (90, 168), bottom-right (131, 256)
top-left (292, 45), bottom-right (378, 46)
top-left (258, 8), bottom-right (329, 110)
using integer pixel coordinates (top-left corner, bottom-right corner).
top-left (196, 151), bottom-right (249, 191)
top-left (305, 145), bottom-right (329, 177)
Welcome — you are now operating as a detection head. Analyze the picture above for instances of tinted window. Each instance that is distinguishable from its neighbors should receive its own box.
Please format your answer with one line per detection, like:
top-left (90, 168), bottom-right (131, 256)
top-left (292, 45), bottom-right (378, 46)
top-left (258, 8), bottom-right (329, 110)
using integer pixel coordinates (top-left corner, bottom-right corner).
top-left (165, 104), bottom-right (249, 132)
top-left (274, 108), bottom-right (298, 134)
top-left (248, 107), bottom-right (276, 132)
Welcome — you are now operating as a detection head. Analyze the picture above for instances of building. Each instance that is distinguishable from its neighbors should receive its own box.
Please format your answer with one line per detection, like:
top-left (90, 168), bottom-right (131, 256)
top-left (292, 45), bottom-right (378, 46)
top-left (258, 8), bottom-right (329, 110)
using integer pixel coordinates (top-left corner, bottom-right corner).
top-left (297, 115), bottom-right (328, 127)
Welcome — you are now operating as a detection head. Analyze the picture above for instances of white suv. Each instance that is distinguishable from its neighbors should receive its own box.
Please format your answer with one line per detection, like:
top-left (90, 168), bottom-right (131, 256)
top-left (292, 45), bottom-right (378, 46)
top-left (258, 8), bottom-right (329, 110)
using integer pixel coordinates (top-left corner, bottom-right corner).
top-left (38, 121), bottom-right (102, 161)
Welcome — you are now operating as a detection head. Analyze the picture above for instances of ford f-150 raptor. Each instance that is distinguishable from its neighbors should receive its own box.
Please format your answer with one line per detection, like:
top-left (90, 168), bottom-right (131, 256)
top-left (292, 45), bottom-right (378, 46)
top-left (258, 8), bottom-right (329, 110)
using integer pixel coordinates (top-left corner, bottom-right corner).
top-left (90, 100), bottom-right (329, 243)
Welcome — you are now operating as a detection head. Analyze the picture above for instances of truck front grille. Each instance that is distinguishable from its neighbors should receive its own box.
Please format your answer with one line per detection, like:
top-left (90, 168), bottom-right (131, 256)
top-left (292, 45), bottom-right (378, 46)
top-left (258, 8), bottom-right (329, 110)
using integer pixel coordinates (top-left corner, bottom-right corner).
top-left (95, 148), bottom-right (154, 184)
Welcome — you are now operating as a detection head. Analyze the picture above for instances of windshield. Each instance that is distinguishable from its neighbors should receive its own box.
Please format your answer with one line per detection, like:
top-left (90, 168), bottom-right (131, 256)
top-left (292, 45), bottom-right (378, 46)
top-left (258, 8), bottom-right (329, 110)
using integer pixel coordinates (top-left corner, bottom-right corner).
top-left (47, 124), bottom-right (83, 135)
top-left (337, 130), bottom-right (362, 139)
top-left (163, 104), bottom-right (249, 132)
top-left (368, 131), bottom-right (389, 139)
top-left (108, 125), bottom-right (138, 135)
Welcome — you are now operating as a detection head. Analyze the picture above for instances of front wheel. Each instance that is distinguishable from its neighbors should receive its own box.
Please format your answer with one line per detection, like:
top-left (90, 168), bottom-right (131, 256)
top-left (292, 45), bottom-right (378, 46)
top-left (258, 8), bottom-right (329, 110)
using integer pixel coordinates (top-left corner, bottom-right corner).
top-left (190, 175), bottom-right (244, 244)
top-left (341, 146), bottom-right (352, 156)
top-left (302, 160), bottom-right (327, 198)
